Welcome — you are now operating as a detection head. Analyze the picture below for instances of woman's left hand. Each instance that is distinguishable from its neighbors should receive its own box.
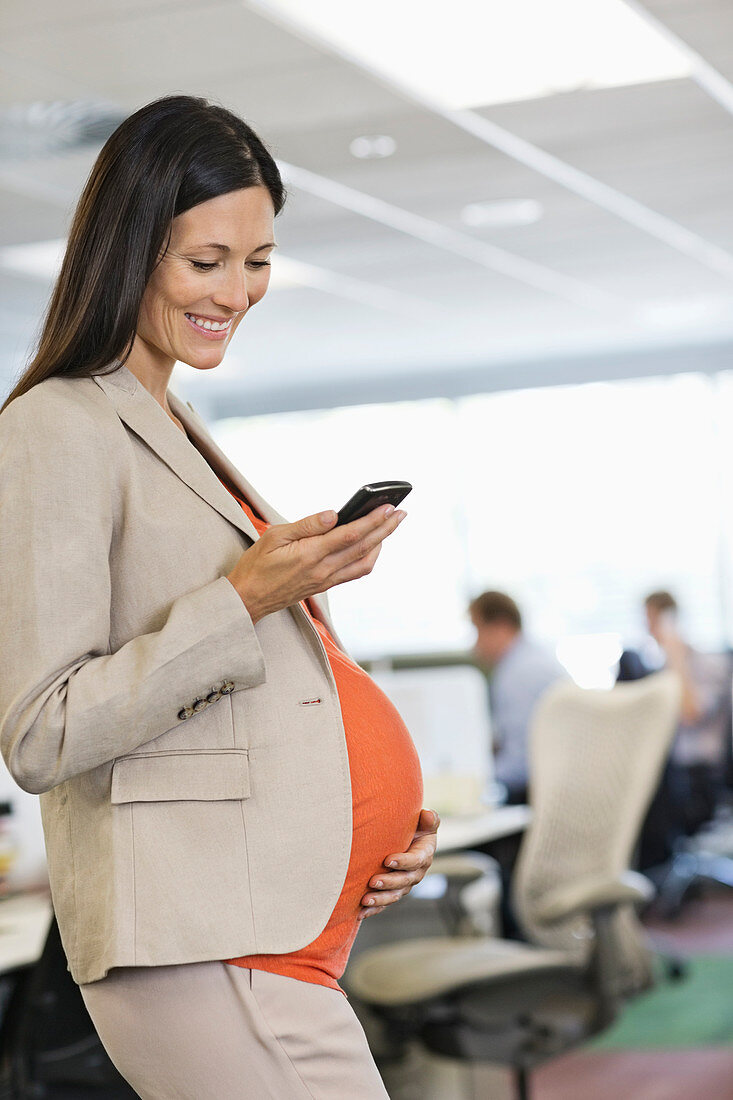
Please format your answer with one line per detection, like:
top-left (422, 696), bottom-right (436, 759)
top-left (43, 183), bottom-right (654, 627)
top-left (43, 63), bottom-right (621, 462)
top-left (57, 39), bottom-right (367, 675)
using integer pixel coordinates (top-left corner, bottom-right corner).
top-left (358, 808), bottom-right (440, 920)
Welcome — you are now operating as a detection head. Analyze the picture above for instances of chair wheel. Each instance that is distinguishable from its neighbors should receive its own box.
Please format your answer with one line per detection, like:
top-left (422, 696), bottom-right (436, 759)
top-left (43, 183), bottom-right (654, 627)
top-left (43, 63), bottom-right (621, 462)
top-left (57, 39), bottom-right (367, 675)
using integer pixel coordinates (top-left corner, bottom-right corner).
top-left (667, 959), bottom-right (688, 982)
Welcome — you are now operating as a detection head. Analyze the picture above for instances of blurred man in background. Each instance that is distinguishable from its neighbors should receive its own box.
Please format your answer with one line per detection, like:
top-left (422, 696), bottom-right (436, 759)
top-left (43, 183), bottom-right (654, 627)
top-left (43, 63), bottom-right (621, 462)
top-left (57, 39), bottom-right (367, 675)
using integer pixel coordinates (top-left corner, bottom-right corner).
top-left (626, 590), bottom-right (732, 871)
top-left (642, 590), bottom-right (731, 855)
top-left (469, 590), bottom-right (568, 805)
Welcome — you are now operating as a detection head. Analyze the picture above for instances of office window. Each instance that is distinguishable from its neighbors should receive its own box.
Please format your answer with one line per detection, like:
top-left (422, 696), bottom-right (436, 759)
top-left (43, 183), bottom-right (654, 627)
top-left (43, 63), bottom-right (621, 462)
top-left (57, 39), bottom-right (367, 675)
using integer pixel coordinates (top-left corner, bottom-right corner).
top-left (456, 374), bottom-right (725, 658)
top-left (212, 371), bottom-right (729, 676)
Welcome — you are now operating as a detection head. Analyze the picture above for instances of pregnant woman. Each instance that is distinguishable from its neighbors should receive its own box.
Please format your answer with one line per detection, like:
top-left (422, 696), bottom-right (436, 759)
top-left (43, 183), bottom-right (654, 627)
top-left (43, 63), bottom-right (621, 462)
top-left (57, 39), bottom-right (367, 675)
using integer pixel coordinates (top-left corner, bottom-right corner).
top-left (0, 95), bottom-right (438, 1099)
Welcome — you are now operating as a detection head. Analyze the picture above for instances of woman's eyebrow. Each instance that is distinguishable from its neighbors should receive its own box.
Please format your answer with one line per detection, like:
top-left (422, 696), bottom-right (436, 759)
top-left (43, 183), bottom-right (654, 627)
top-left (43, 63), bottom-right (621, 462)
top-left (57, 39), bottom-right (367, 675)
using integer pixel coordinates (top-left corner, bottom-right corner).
top-left (189, 241), bottom-right (278, 253)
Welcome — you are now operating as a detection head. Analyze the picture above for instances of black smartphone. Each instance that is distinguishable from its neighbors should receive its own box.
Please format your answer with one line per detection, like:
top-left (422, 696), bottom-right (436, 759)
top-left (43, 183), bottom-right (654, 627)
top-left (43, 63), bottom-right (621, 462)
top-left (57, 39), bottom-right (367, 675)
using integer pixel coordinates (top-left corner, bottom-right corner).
top-left (335, 481), bottom-right (412, 527)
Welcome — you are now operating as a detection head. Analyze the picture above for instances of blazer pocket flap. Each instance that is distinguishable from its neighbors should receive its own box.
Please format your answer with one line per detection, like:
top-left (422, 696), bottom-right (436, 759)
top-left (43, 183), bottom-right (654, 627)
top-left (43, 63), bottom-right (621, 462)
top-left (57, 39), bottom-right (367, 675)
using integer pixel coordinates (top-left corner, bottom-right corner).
top-left (111, 749), bottom-right (250, 803)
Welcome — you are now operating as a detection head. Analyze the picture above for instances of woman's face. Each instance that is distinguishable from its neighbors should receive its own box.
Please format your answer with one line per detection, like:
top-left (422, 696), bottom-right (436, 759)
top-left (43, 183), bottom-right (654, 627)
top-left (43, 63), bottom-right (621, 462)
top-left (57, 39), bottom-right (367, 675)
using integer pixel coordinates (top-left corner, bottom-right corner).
top-left (133, 185), bottom-right (276, 375)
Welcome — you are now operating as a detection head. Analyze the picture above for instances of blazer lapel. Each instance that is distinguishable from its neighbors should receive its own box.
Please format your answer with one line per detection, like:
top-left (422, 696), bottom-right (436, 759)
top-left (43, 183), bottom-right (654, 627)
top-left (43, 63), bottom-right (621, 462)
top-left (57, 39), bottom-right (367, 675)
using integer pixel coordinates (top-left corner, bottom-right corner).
top-left (168, 393), bottom-right (289, 529)
top-left (92, 362), bottom-right (261, 545)
top-left (92, 360), bottom-right (347, 651)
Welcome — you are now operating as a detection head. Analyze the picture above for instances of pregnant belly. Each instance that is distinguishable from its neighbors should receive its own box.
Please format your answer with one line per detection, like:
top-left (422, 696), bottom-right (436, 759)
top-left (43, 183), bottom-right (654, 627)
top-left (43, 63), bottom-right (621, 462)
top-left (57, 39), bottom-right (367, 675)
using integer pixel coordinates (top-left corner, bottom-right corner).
top-left (290, 681), bottom-right (424, 977)
top-left (225, 613), bottom-right (424, 986)
top-left (326, 648), bottom-right (425, 926)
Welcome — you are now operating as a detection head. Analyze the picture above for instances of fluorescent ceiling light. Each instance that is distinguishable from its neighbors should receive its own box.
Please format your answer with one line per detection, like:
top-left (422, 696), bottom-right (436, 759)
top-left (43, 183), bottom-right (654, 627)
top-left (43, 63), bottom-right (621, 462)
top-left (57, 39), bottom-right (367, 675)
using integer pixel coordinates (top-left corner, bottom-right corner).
top-left (264, 255), bottom-right (304, 290)
top-left (0, 238), bottom-right (66, 280)
top-left (254, 0), bottom-right (690, 108)
top-left (271, 255), bottom-right (431, 315)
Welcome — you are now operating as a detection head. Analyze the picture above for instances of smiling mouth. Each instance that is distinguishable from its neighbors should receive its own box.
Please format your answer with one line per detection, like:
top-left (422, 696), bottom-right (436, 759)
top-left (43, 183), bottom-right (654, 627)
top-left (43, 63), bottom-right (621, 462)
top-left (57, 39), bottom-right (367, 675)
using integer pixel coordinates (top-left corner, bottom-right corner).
top-left (184, 312), bottom-right (233, 339)
top-left (182, 312), bottom-right (231, 332)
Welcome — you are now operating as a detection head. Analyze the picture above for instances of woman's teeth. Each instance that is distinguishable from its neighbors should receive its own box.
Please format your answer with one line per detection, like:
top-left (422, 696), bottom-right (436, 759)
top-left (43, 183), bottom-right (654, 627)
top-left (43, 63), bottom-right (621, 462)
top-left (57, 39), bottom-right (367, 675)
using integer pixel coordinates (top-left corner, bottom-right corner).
top-left (185, 313), bottom-right (232, 332)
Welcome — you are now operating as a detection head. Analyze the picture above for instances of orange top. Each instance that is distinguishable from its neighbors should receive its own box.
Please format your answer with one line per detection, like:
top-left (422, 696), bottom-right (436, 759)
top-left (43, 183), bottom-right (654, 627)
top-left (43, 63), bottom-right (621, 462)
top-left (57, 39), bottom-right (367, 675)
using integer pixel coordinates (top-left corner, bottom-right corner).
top-left (220, 485), bottom-right (423, 992)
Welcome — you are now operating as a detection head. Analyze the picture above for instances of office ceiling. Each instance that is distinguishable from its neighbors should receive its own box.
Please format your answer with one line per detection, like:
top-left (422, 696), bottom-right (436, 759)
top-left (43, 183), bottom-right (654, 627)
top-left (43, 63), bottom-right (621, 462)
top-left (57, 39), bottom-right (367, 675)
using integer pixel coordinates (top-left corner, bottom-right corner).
top-left (1, 0), bottom-right (733, 414)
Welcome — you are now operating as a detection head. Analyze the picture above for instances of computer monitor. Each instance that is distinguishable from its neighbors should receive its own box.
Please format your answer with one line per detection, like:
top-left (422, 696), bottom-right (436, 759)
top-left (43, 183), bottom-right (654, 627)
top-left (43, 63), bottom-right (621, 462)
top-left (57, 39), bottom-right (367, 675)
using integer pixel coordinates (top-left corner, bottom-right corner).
top-left (370, 663), bottom-right (494, 815)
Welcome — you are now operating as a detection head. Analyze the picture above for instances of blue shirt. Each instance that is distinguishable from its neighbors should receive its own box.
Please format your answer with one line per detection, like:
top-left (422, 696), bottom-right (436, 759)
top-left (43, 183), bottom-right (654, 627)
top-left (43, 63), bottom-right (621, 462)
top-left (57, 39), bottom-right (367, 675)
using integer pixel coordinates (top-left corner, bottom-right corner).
top-left (489, 634), bottom-right (568, 791)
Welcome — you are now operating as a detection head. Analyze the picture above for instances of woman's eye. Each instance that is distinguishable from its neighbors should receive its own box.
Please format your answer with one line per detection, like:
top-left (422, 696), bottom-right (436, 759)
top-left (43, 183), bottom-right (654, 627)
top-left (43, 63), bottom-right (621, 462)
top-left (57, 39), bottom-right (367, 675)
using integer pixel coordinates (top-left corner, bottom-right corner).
top-left (190, 260), bottom-right (271, 271)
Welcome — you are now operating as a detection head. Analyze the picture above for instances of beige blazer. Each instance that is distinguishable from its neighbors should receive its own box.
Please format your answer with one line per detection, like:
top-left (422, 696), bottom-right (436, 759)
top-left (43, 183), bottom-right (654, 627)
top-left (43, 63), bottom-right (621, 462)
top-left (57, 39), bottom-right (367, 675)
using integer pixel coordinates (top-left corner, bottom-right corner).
top-left (0, 361), bottom-right (353, 984)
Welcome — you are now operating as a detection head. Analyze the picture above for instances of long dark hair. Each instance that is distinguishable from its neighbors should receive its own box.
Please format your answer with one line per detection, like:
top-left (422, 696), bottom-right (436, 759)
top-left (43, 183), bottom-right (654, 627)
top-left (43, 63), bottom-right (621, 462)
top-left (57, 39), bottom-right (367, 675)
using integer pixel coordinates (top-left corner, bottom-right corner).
top-left (1, 95), bottom-right (287, 412)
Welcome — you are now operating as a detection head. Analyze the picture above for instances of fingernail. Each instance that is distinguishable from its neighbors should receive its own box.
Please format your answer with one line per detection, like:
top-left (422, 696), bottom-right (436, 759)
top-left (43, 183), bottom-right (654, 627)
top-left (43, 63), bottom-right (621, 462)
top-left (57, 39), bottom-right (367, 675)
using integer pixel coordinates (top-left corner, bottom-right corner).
top-left (395, 511), bottom-right (407, 523)
top-left (366, 897), bottom-right (375, 905)
top-left (319, 510), bottom-right (336, 525)
top-left (388, 860), bottom-right (398, 868)
top-left (384, 504), bottom-right (395, 517)
top-left (374, 879), bottom-right (384, 888)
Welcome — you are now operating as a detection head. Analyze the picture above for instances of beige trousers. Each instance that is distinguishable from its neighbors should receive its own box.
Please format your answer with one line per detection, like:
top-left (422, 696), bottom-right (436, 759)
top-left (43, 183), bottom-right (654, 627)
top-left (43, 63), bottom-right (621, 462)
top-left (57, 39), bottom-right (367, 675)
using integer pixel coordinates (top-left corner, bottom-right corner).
top-left (80, 960), bottom-right (389, 1099)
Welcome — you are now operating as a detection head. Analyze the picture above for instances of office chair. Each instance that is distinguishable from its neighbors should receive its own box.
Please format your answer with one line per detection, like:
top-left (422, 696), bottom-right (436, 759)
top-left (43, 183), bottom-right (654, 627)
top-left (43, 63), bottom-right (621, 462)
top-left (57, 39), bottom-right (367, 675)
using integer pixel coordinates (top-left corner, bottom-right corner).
top-left (0, 914), bottom-right (136, 1099)
top-left (421, 851), bottom-right (503, 938)
top-left (349, 851), bottom-right (503, 984)
top-left (344, 670), bottom-right (682, 1100)
top-left (655, 806), bottom-right (733, 917)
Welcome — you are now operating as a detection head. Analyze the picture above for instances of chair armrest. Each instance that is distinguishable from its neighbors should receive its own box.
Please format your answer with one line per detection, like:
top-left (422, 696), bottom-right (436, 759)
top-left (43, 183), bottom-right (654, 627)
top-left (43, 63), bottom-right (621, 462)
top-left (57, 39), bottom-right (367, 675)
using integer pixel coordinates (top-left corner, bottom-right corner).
top-left (427, 851), bottom-right (498, 885)
top-left (535, 871), bottom-right (655, 924)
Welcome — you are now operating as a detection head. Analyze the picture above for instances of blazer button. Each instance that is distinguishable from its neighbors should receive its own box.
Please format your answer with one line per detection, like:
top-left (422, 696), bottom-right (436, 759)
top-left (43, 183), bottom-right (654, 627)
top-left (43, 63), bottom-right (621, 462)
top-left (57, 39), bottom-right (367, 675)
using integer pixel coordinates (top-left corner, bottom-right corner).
top-left (192, 697), bottom-right (207, 712)
top-left (177, 706), bottom-right (193, 721)
top-left (206, 690), bottom-right (221, 704)
top-left (220, 682), bottom-right (235, 695)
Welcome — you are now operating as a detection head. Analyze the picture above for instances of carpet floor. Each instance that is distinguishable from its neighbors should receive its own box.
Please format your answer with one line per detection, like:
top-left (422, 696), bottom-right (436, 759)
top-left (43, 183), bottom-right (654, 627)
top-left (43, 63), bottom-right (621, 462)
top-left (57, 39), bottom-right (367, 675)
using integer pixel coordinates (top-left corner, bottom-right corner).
top-left (531, 888), bottom-right (733, 1099)
top-left (589, 953), bottom-right (733, 1050)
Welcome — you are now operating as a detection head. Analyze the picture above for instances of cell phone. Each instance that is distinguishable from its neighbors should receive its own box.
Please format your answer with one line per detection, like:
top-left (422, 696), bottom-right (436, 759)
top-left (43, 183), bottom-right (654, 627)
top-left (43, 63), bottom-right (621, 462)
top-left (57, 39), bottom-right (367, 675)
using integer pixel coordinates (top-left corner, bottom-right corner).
top-left (335, 481), bottom-right (412, 527)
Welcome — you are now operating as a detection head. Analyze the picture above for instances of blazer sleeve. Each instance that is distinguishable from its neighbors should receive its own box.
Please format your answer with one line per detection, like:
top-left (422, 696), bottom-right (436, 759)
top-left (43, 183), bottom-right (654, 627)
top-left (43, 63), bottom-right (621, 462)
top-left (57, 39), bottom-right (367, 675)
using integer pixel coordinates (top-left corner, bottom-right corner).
top-left (0, 393), bottom-right (266, 794)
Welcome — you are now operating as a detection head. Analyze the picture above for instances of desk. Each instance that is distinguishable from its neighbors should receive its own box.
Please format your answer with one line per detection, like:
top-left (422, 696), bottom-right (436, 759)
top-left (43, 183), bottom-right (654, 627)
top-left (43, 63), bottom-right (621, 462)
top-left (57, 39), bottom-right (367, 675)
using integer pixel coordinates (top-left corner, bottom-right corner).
top-left (0, 816), bottom-right (530, 970)
top-left (0, 892), bottom-right (52, 973)
top-left (436, 804), bottom-right (532, 854)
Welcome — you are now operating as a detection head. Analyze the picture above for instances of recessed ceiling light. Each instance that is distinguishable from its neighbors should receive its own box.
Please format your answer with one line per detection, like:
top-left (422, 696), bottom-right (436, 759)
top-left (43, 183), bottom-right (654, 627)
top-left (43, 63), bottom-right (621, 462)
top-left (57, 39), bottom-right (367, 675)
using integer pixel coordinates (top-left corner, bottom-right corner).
top-left (349, 135), bottom-right (397, 159)
top-left (254, 0), bottom-right (691, 108)
top-left (461, 199), bottom-right (544, 228)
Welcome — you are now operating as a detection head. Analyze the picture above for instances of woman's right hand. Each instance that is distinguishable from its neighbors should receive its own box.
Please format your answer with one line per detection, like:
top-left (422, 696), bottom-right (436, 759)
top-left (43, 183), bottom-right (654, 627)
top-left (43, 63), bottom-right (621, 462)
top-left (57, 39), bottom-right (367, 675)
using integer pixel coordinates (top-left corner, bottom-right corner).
top-left (226, 504), bottom-right (406, 624)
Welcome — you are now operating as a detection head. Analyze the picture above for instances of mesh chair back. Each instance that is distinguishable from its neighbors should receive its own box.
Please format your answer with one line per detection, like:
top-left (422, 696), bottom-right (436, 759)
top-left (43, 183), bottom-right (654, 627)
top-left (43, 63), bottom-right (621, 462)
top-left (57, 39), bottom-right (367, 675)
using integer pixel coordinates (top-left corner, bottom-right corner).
top-left (512, 670), bottom-right (681, 961)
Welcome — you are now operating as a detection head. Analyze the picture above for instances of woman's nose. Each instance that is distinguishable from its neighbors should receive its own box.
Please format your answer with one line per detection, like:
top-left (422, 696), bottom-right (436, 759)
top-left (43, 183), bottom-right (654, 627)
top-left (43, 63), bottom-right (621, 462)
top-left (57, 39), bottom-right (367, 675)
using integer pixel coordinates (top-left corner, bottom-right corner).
top-left (215, 269), bottom-right (249, 314)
